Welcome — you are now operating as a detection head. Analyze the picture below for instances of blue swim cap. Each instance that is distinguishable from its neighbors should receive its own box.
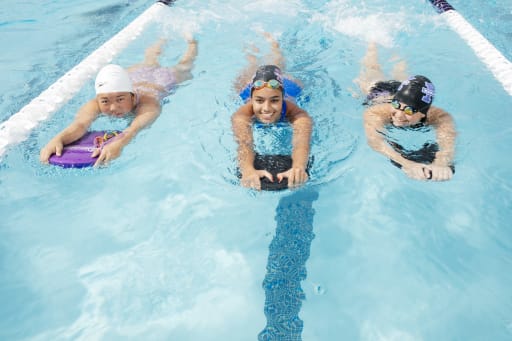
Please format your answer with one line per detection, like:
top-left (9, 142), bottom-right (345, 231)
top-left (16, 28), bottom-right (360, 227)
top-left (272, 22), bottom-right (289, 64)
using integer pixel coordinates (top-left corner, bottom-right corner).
top-left (394, 75), bottom-right (435, 114)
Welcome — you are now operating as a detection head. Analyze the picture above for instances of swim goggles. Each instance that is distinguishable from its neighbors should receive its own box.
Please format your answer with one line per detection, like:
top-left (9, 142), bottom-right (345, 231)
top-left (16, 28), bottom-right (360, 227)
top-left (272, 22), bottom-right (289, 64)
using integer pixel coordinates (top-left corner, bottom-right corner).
top-left (252, 79), bottom-right (282, 91)
top-left (390, 98), bottom-right (419, 116)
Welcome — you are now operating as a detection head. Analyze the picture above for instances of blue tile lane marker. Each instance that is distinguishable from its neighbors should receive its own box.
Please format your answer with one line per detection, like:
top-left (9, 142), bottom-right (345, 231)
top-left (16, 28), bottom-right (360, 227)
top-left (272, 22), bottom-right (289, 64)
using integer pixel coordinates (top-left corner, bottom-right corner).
top-left (258, 188), bottom-right (319, 341)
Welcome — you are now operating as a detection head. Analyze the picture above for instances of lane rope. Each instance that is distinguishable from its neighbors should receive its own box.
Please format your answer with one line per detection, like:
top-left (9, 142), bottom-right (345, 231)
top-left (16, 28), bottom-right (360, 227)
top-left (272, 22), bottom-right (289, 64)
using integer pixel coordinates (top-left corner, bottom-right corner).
top-left (428, 0), bottom-right (512, 96)
top-left (0, 1), bottom-right (173, 159)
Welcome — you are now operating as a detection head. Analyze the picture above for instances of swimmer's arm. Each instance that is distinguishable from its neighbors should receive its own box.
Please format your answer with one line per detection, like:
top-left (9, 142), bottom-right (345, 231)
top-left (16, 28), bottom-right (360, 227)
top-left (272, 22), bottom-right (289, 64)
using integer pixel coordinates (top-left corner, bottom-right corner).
top-left (40, 99), bottom-right (99, 162)
top-left (93, 96), bottom-right (161, 166)
top-left (287, 101), bottom-right (313, 170)
top-left (429, 107), bottom-right (456, 167)
top-left (363, 104), bottom-right (415, 167)
top-left (231, 103), bottom-right (256, 174)
top-left (122, 96), bottom-right (161, 142)
top-left (60, 100), bottom-right (100, 143)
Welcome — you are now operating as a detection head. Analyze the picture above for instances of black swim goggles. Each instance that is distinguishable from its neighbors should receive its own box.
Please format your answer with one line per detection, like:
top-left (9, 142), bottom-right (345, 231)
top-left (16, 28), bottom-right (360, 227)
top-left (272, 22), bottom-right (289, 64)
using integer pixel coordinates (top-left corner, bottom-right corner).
top-left (390, 98), bottom-right (419, 116)
top-left (252, 79), bottom-right (282, 91)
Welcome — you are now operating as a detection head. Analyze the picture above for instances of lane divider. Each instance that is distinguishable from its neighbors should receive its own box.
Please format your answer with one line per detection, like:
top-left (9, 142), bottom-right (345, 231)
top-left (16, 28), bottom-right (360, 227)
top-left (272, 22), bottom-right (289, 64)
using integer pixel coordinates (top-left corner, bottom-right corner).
top-left (258, 189), bottom-right (318, 340)
top-left (0, 1), bottom-right (173, 159)
top-left (428, 0), bottom-right (512, 96)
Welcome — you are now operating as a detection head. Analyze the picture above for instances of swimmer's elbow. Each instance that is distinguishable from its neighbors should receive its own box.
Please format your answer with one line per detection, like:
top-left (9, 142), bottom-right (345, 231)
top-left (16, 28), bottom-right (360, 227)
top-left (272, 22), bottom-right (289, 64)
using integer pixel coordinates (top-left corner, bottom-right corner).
top-left (365, 134), bottom-right (385, 151)
top-left (69, 121), bottom-right (89, 135)
top-left (293, 114), bottom-right (313, 130)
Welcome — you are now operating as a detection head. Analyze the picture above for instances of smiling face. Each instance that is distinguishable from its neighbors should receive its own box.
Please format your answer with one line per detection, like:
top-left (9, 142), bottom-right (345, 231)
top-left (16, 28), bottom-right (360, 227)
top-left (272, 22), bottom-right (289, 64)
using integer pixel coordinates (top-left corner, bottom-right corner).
top-left (251, 87), bottom-right (284, 124)
top-left (389, 101), bottom-right (426, 127)
top-left (96, 92), bottom-right (135, 117)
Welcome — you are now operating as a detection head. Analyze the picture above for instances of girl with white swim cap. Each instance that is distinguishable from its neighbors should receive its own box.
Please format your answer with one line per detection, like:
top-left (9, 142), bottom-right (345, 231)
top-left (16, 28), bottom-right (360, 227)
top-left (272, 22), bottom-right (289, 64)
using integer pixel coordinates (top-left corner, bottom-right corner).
top-left (40, 38), bottom-right (197, 166)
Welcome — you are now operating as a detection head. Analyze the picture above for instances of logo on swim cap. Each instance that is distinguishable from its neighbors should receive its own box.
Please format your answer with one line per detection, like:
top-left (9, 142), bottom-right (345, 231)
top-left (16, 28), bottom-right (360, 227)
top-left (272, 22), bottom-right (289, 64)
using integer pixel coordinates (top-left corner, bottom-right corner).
top-left (95, 64), bottom-right (133, 95)
top-left (251, 65), bottom-right (284, 85)
top-left (421, 81), bottom-right (435, 104)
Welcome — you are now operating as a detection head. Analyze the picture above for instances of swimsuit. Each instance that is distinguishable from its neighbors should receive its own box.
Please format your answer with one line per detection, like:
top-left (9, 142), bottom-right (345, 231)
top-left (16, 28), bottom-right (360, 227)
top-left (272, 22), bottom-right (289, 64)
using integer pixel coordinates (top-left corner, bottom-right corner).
top-left (237, 77), bottom-right (310, 186)
top-left (129, 65), bottom-right (177, 101)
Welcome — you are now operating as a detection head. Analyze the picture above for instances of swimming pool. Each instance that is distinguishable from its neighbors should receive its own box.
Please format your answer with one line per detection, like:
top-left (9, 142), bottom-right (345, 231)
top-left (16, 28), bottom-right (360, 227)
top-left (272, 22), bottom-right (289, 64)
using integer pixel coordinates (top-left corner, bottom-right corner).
top-left (1, 0), bottom-right (511, 340)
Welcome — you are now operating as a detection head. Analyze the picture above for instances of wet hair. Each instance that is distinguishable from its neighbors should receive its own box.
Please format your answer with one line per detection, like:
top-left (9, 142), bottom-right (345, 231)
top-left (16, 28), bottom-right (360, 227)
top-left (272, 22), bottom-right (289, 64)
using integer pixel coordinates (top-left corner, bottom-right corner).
top-left (394, 75), bottom-right (435, 115)
top-left (250, 65), bottom-right (284, 96)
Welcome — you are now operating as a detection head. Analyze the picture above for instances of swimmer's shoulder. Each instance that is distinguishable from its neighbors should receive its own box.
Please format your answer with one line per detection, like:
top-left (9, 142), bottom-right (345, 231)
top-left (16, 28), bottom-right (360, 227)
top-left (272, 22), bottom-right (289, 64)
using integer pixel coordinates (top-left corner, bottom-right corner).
top-left (285, 100), bottom-right (311, 125)
top-left (76, 98), bottom-right (101, 120)
top-left (363, 103), bottom-right (392, 128)
top-left (364, 102), bottom-right (392, 116)
top-left (232, 101), bottom-right (254, 120)
top-left (425, 105), bottom-right (454, 126)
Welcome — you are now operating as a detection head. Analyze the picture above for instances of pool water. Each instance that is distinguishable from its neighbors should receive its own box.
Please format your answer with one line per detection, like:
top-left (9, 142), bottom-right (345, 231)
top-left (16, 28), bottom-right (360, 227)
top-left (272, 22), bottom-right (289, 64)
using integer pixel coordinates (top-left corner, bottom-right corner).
top-left (1, 0), bottom-right (511, 340)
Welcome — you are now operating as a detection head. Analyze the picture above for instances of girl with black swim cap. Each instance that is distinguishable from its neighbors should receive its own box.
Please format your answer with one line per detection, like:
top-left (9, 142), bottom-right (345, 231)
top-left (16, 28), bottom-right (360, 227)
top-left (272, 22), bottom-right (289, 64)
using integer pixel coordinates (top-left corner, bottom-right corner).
top-left (356, 43), bottom-right (457, 181)
top-left (232, 33), bottom-right (313, 190)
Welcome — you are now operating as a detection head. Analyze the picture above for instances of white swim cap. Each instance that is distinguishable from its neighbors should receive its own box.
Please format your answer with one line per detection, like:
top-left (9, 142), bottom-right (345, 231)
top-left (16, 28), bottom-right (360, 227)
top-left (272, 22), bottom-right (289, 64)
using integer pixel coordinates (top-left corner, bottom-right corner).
top-left (95, 64), bottom-right (133, 95)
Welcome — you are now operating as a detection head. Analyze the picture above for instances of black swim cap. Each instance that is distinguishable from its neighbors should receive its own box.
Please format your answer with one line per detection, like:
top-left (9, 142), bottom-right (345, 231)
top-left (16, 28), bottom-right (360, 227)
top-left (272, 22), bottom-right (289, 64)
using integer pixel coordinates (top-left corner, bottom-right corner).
top-left (394, 75), bottom-right (435, 114)
top-left (252, 65), bottom-right (284, 84)
top-left (250, 65), bottom-right (284, 96)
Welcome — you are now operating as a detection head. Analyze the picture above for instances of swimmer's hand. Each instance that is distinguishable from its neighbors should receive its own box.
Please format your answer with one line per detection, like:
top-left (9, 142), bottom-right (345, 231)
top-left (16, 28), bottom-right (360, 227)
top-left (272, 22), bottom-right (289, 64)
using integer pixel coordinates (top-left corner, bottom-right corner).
top-left (241, 169), bottom-right (273, 190)
top-left (277, 167), bottom-right (308, 189)
top-left (401, 162), bottom-right (453, 181)
top-left (92, 140), bottom-right (123, 167)
top-left (424, 164), bottom-right (453, 181)
top-left (401, 162), bottom-right (432, 181)
top-left (39, 138), bottom-right (64, 163)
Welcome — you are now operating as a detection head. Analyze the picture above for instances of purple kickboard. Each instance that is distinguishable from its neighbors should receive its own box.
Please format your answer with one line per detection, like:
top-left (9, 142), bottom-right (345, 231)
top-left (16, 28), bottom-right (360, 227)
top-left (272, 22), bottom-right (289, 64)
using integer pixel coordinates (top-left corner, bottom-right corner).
top-left (48, 131), bottom-right (117, 168)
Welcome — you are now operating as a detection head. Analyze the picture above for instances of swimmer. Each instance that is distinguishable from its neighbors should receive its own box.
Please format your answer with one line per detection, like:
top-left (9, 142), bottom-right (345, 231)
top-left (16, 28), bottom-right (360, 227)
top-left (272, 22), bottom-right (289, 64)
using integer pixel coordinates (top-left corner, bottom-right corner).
top-left (232, 33), bottom-right (313, 190)
top-left (356, 43), bottom-right (456, 181)
top-left (40, 37), bottom-right (198, 166)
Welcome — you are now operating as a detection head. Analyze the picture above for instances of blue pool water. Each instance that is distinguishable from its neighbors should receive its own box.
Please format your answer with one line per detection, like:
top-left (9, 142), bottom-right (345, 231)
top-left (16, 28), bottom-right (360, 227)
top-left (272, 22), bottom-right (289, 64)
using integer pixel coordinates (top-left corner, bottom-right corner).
top-left (1, 0), bottom-right (512, 340)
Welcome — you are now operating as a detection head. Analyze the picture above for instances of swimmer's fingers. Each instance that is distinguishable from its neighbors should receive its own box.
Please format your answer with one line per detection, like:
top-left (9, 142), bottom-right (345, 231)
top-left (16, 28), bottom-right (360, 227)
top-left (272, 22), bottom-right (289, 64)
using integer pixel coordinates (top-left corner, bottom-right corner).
top-left (39, 148), bottom-right (52, 163)
top-left (55, 144), bottom-right (63, 157)
top-left (241, 174), bottom-right (261, 190)
top-left (93, 143), bottom-right (122, 167)
top-left (91, 147), bottom-right (101, 158)
top-left (428, 165), bottom-right (453, 181)
top-left (422, 167), bottom-right (433, 180)
top-left (93, 149), bottom-right (107, 168)
top-left (241, 170), bottom-right (273, 190)
top-left (39, 141), bottom-right (63, 163)
top-left (277, 168), bottom-right (308, 188)
top-left (92, 147), bottom-right (112, 167)
top-left (259, 170), bottom-right (274, 183)
top-left (403, 164), bottom-right (430, 181)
